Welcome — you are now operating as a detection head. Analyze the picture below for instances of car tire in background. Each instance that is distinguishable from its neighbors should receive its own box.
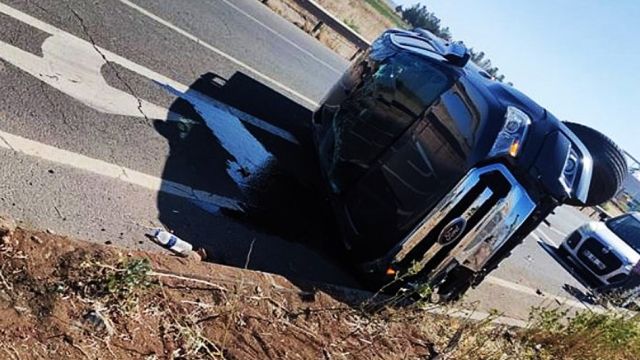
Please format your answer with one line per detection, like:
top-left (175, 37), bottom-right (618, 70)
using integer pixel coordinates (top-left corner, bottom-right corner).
top-left (563, 122), bottom-right (628, 206)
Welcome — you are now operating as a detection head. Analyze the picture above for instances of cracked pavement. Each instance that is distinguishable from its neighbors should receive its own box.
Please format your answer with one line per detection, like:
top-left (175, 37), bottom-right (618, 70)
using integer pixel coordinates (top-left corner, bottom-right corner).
top-left (0, 0), bottom-right (353, 285)
top-left (64, 2), bottom-right (153, 126)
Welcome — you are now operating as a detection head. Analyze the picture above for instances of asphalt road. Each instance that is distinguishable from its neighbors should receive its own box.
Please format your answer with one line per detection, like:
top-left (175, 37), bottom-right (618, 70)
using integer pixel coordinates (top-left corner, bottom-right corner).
top-left (0, 0), bottom-right (599, 321)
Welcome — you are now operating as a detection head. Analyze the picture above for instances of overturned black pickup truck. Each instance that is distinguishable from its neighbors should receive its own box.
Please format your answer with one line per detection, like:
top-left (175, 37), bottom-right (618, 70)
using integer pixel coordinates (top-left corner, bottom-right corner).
top-left (312, 29), bottom-right (627, 302)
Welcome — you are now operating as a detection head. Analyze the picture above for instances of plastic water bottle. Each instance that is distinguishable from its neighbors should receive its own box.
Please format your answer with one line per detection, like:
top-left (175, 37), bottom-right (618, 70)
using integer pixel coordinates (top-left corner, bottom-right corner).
top-left (151, 229), bottom-right (193, 255)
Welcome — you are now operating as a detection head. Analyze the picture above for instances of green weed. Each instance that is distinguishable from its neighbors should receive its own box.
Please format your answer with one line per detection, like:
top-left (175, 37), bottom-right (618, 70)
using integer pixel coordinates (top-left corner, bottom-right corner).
top-left (525, 307), bottom-right (640, 359)
top-left (105, 258), bottom-right (153, 296)
top-left (343, 18), bottom-right (360, 33)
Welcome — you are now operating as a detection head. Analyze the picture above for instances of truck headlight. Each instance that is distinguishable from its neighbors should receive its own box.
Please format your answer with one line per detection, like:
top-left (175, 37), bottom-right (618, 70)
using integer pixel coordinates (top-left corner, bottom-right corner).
top-left (559, 148), bottom-right (579, 194)
top-left (489, 106), bottom-right (531, 158)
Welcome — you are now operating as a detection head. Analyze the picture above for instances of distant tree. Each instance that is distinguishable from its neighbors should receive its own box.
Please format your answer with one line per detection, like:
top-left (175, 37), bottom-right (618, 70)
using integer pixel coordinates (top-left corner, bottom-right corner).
top-left (469, 48), bottom-right (508, 83)
top-left (439, 26), bottom-right (452, 41)
top-left (399, 4), bottom-right (509, 82)
top-left (395, 5), bottom-right (403, 13)
top-left (401, 4), bottom-right (430, 28)
top-left (400, 4), bottom-right (449, 40)
top-left (482, 59), bottom-right (493, 71)
top-left (469, 49), bottom-right (485, 65)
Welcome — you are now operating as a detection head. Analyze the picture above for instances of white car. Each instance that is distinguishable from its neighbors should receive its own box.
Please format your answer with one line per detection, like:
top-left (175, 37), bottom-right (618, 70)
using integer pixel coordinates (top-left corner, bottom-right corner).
top-left (559, 212), bottom-right (640, 287)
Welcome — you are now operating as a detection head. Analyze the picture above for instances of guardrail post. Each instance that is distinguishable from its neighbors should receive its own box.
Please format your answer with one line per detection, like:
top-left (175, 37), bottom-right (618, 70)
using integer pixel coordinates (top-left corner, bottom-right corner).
top-left (349, 48), bottom-right (363, 61)
top-left (292, 0), bottom-right (371, 51)
top-left (312, 21), bottom-right (324, 35)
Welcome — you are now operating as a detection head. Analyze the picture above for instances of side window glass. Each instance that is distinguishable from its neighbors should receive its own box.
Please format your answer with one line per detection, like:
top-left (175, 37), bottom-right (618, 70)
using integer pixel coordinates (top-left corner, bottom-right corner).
top-left (440, 91), bottom-right (476, 145)
top-left (373, 52), bottom-right (452, 119)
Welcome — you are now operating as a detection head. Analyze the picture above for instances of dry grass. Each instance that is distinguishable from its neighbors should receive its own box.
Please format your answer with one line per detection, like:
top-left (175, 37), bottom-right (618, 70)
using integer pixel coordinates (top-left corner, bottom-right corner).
top-left (362, 0), bottom-right (405, 28)
top-left (261, 0), bottom-right (407, 59)
top-left (0, 222), bottom-right (638, 359)
top-left (523, 306), bottom-right (640, 359)
top-left (314, 0), bottom-right (405, 39)
top-left (261, 0), bottom-right (360, 59)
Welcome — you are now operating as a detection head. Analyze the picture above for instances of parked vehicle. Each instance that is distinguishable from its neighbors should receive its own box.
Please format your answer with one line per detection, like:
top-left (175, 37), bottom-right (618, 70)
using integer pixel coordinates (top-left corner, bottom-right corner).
top-left (559, 212), bottom-right (640, 291)
top-left (312, 29), bottom-right (628, 302)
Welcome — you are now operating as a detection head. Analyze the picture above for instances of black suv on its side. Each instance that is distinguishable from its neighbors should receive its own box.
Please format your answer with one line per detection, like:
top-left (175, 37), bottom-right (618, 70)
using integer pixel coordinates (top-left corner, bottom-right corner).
top-left (312, 29), bottom-right (627, 301)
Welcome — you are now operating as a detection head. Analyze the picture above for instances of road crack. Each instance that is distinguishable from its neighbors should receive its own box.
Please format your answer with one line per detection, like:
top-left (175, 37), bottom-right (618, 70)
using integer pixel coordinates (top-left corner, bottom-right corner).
top-left (27, 0), bottom-right (60, 20)
top-left (64, 2), bottom-right (152, 127)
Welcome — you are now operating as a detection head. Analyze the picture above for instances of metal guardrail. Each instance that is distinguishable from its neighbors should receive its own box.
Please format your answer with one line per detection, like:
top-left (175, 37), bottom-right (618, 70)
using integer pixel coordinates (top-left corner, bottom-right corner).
top-left (290, 0), bottom-right (371, 50)
top-left (263, 0), bottom-right (371, 55)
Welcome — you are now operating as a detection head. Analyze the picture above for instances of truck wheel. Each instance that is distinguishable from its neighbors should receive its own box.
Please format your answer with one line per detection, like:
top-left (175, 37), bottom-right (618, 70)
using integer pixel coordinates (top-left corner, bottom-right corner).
top-left (563, 122), bottom-right (627, 206)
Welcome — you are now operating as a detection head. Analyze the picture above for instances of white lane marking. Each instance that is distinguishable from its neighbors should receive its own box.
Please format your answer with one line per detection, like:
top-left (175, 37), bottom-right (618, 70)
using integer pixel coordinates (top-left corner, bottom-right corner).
top-left (0, 2), bottom-right (299, 145)
top-left (485, 275), bottom-right (603, 312)
top-left (219, 0), bottom-right (343, 74)
top-left (542, 223), bottom-right (569, 239)
top-left (154, 81), bottom-right (300, 145)
top-left (535, 228), bottom-right (560, 247)
top-left (117, 0), bottom-right (321, 108)
top-left (0, 130), bottom-right (243, 212)
top-left (529, 231), bottom-right (542, 244)
top-left (0, 2), bottom-right (169, 119)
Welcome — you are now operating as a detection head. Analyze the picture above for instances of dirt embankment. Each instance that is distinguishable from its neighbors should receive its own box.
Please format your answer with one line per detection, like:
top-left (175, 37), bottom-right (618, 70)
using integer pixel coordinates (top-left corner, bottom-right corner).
top-left (262, 0), bottom-right (401, 59)
top-left (313, 0), bottom-right (400, 40)
top-left (0, 216), bottom-right (523, 359)
top-left (1, 215), bottom-right (638, 359)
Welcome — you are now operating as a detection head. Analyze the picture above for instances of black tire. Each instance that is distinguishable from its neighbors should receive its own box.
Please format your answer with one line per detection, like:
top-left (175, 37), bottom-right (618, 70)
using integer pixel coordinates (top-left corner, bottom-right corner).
top-left (563, 122), bottom-right (627, 206)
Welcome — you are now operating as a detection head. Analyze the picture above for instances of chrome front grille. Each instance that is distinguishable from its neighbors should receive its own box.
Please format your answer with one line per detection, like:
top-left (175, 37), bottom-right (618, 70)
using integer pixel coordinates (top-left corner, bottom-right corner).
top-left (364, 164), bottom-right (536, 277)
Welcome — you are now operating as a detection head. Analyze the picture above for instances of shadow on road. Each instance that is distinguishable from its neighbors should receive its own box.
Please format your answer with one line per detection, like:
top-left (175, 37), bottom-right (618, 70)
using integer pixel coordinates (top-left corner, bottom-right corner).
top-left (537, 240), bottom-right (599, 305)
top-left (562, 284), bottom-right (597, 305)
top-left (153, 72), bottom-right (361, 293)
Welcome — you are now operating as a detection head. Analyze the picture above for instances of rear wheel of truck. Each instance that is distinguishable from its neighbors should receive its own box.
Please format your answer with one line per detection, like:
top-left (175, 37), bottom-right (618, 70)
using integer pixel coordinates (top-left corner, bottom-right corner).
top-left (563, 122), bottom-right (628, 206)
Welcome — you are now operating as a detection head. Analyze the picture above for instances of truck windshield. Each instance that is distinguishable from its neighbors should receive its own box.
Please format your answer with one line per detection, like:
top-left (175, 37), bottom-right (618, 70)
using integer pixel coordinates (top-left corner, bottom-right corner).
top-left (606, 214), bottom-right (640, 252)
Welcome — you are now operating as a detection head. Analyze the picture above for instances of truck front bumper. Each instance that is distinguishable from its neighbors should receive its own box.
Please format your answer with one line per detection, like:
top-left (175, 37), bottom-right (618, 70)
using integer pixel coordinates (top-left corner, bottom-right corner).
top-left (361, 163), bottom-right (537, 282)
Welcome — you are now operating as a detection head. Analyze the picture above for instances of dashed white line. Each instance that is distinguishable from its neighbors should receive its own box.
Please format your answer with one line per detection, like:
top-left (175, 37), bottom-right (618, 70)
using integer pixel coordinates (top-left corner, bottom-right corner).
top-left (542, 223), bottom-right (569, 238)
top-left (219, 0), bottom-right (343, 74)
top-left (117, 0), bottom-right (321, 108)
top-left (535, 228), bottom-right (560, 247)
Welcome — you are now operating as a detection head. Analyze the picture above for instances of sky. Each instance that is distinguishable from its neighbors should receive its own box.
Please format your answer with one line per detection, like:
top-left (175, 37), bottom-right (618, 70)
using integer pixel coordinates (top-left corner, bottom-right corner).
top-left (394, 0), bottom-right (640, 161)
